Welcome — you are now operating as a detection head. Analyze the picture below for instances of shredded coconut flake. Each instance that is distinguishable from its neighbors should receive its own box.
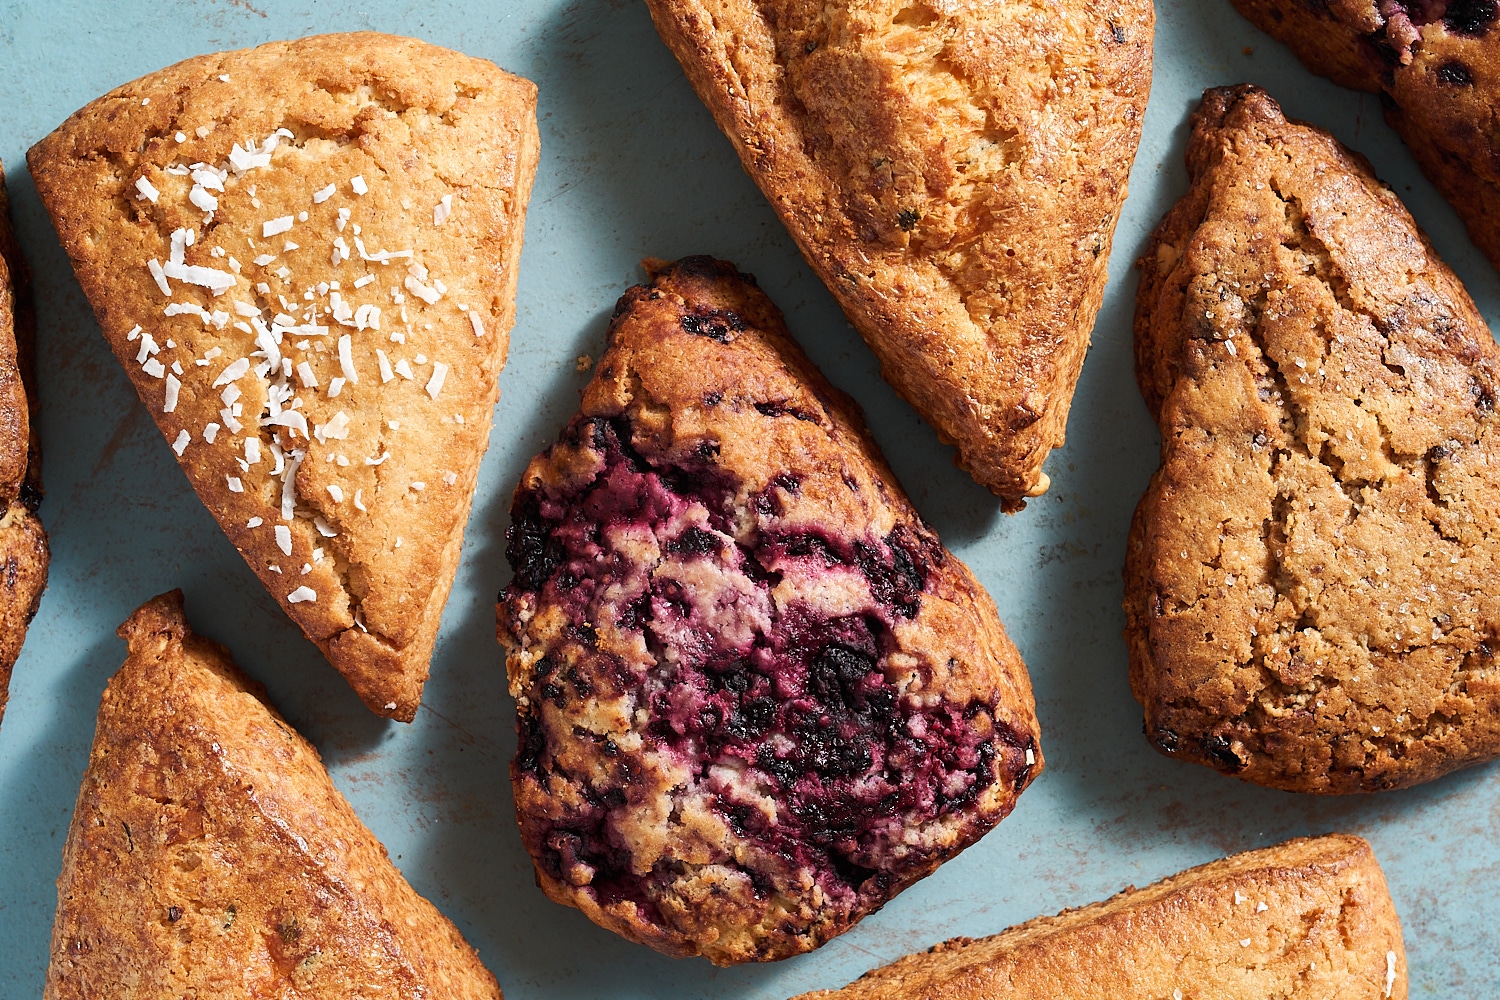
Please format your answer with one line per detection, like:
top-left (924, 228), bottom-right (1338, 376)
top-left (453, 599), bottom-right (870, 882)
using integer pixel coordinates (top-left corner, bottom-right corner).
top-left (327, 376), bottom-right (346, 398)
top-left (426, 361), bottom-right (449, 400)
top-left (147, 259), bottom-right (172, 296)
top-left (313, 183), bottom-right (336, 204)
top-left (135, 176), bottom-right (160, 203)
top-left (247, 516), bottom-right (263, 528)
top-left (313, 516), bottom-right (338, 538)
top-left (354, 489), bottom-right (367, 511)
top-left (263, 216), bottom-right (294, 237)
top-left (434, 194), bottom-right (453, 226)
top-left (226, 476), bottom-right (244, 493)
top-left (328, 484), bottom-right (344, 503)
top-left (275, 523), bottom-right (293, 556)
top-left (172, 430), bottom-right (190, 456)
top-left (296, 361), bottom-right (318, 388)
top-left (350, 175), bottom-right (368, 195)
top-left (142, 358), bottom-right (166, 379)
top-left (287, 585), bottom-right (316, 604)
top-left (203, 422), bottom-right (220, 444)
top-left (467, 310), bottom-right (485, 338)
top-left (376, 349), bottom-right (394, 383)
top-left (212, 357), bottom-right (251, 387)
top-left (163, 375), bottom-right (181, 412)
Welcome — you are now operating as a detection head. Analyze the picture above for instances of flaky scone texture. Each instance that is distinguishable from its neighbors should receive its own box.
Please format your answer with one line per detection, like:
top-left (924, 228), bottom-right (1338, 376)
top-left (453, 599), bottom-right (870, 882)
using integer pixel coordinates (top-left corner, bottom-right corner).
top-left (1128, 85), bottom-right (1500, 793)
top-left (644, 0), bottom-right (1153, 510)
top-left (793, 834), bottom-right (1406, 1000)
top-left (497, 257), bottom-right (1040, 965)
top-left (44, 591), bottom-right (503, 999)
top-left (1231, 0), bottom-right (1500, 270)
top-left (28, 32), bottom-right (540, 720)
top-left (0, 164), bottom-right (49, 727)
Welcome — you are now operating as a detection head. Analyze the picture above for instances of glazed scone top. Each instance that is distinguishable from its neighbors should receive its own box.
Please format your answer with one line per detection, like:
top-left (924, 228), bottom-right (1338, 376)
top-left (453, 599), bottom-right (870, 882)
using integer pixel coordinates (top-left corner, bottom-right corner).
top-left (28, 33), bottom-right (539, 718)
top-left (1129, 85), bottom-right (1500, 792)
top-left (646, 0), bottom-right (1153, 507)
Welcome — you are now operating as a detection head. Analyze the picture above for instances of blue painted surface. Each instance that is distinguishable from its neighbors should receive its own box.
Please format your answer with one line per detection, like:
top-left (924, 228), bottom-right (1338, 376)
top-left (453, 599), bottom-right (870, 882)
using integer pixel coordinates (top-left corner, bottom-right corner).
top-left (0, 0), bottom-right (1495, 995)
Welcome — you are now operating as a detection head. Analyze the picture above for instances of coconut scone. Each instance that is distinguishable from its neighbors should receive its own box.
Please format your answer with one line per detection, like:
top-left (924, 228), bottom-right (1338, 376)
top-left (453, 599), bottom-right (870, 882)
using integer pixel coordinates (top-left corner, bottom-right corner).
top-left (1128, 85), bottom-right (1500, 793)
top-left (1230, 0), bottom-right (1500, 271)
top-left (497, 257), bottom-right (1041, 965)
top-left (0, 163), bottom-right (49, 727)
top-left (27, 33), bottom-right (540, 720)
top-left (794, 835), bottom-right (1407, 1000)
top-left (45, 591), bottom-right (504, 999)
top-left (644, 0), bottom-right (1154, 509)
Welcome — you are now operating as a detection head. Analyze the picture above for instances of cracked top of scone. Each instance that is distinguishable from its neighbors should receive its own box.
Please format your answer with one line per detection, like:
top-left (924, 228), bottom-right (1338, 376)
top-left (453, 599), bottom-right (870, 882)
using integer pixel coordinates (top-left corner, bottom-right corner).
top-left (644, 0), bottom-right (1154, 509)
top-left (497, 257), bottom-right (1041, 964)
top-left (28, 33), bottom-right (540, 719)
top-left (1127, 84), bottom-right (1500, 793)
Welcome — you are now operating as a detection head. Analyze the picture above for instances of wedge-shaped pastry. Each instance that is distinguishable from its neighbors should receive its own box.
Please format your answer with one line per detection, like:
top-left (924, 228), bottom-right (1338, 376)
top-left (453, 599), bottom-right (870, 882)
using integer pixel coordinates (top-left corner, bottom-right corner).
top-left (28, 33), bottom-right (540, 720)
top-left (497, 256), bottom-right (1041, 964)
top-left (1127, 85), bottom-right (1500, 793)
top-left (645, 0), bottom-right (1154, 509)
top-left (45, 591), bottom-right (503, 999)
top-left (794, 834), bottom-right (1407, 999)
top-left (1231, 0), bottom-right (1500, 271)
top-left (0, 164), bottom-right (49, 727)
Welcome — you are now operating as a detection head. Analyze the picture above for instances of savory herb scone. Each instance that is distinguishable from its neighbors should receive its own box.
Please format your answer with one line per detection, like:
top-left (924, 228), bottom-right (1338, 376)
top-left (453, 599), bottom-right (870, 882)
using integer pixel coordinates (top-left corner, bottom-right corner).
top-left (497, 257), bottom-right (1041, 964)
top-left (28, 33), bottom-right (540, 720)
top-left (45, 591), bottom-right (504, 999)
top-left (1128, 84), bottom-right (1500, 793)
top-left (0, 163), bottom-right (49, 727)
top-left (793, 835), bottom-right (1406, 1000)
top-left (1230, 0), bottom-right (1500, 271)
top-left (644, 0), bottom-right (1154, 509)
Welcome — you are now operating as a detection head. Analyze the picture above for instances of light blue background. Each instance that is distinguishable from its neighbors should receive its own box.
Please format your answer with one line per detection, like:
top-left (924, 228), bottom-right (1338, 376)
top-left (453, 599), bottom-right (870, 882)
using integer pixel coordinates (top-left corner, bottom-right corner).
top-left (0, 0), bottom-right (1495, 995)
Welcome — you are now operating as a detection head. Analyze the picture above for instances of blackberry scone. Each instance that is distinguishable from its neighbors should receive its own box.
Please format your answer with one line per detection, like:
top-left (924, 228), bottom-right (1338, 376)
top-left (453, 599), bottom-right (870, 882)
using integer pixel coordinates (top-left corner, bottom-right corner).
top-left (645, 0), bottom-right (1154, 510)
top-left (497, 257), bottom-right (1041, 964)
top-left (0, 163), bottom-right (49, 727)
top-left (1128, 85), bottom-right (1500, 793)
top-left (28, 33), bottom-right (539, 720)
top-left (46, 592), bottom-right (504, 999)
top-left (1231, 0), bottom-right (1500, 270)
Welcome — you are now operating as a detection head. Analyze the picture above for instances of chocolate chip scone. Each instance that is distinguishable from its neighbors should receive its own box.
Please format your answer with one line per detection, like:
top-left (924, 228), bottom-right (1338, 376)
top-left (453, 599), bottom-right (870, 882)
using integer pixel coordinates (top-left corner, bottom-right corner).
top-left (497, 257), bottom-right (1041, 964)
top-left (47, 592), bottom-right (504, 999)
top-left (28, 34), bottom-right (539, 720)
top-left (1230, 0), bottom-right (1500, 270)
top-left (644, 0), bottom-right (1154, 510)
top-left (0, 163), bottom-right (49, 727)
top-left (1127, 84), bottom-right (1500, 793)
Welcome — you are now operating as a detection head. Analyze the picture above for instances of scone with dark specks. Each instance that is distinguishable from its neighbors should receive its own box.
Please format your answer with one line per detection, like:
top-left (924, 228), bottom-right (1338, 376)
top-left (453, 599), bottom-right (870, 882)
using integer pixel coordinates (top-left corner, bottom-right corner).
top-left (1128, 85), bottom-right (1500, 793)
top-left (497, 257), bottom-right (1041, 964)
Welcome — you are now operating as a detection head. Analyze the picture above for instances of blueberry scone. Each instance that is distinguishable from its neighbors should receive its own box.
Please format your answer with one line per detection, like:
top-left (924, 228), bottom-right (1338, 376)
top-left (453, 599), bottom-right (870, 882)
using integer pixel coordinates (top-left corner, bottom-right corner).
top-left (45, 592), bottom-right (504, 999)
top-left (645, 0), bottom-right (1154, 509)
top-left (1128, 85), bottom-right (1500, 793)
top-left (0, 163), bottom-right (49, 727)
top-left (794, 835), bottom-right (1406, 1000)
top-left (1231, 0), bottom-right (1500, 270)
top-left (497, 257), bottom-right (1041, 964)
top-left (28, 33), bottom-right (540, 720)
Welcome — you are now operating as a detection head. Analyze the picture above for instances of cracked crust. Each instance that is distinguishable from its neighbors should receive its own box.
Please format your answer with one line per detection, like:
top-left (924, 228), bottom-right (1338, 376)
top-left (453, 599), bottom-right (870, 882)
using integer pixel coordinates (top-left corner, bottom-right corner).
top-left (0, 163), bottom-right (49, 727)
top-left (644, 0), bottom-right (1153, 510)
top-left (497, 257), bottom-right (1040, 964)
top-left (1231, 0), bottom-right (1500, 270)
top-left (792, 834), bottom-right (1406, 999)
top-left (1127, 85), bottom-right (1500, 793)
top-left (44, 591), bottom-right (504, 999)
top-left (27, 33), bottom-right (539, 720)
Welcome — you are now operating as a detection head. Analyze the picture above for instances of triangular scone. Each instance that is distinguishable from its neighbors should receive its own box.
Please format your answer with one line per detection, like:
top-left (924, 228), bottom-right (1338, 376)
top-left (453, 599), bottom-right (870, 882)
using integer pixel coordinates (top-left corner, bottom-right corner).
top-left (644, 1), bottom-right (1154, 509)
top-left (27, 33), bottom-right (540, 720)
top-left (1128, 85), bottom-right (1500, 793)
top-left (794, 835), bottom-right (1406, 999)
top-left (498, 257), bottom-right (1041, 964)
top-left (45, 591), bottom-right (504, 999)
top-left (1231, 0), bottom-right (1500, 272)
top-left (0, 164), bottom-right (49, 726)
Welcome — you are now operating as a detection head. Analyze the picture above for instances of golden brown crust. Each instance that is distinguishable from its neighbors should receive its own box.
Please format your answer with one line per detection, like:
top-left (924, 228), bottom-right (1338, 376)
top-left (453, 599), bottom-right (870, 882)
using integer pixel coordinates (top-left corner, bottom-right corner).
top-left (1231, 0), bottom-right (1500, 269)
top-left (28, 33), bottom-right (540, 720)
top-left (1128, 85), bottom-right (1500, 793)
top-left (44, 591), bottom-right (504, 999)
top-left (498, 257), bottom-right (1040, 964)
top-left (644, 0), bottom-right (1153, 510)
top-left (792, 834), bottom-right (1406, 999)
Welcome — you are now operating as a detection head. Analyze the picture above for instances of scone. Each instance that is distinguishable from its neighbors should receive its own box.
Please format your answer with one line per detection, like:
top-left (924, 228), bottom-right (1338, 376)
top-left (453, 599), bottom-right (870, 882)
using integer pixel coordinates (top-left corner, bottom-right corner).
top-left (496, 257), bottom-right (1041, 964)
top-left (1128, 85), bottom-right (1500, 793)
top-left (28, 33), bottom-right (540, 720)
top-left (1230, 0), bottom-right (1500, 269)
top-left (0, 163), bottom-right (49, 727)
top-left (793, 835), bottom-right (1406, 999)
top-left (644, 0), bottom-right (1154, 509)
top-left (45, 591), bottom-right (503, 999)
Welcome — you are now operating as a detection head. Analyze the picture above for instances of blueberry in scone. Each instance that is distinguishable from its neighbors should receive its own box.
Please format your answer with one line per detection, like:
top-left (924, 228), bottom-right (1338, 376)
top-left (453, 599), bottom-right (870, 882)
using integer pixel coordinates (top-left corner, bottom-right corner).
top-left (497, 257), bottom-right (1041, 964)
top-left (644, 0), bottom-right (1154, 509)
top-left (1231, 0), bottom-right (1500, 271)
top-left (1129, 85), bottom-right (1500, 793)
